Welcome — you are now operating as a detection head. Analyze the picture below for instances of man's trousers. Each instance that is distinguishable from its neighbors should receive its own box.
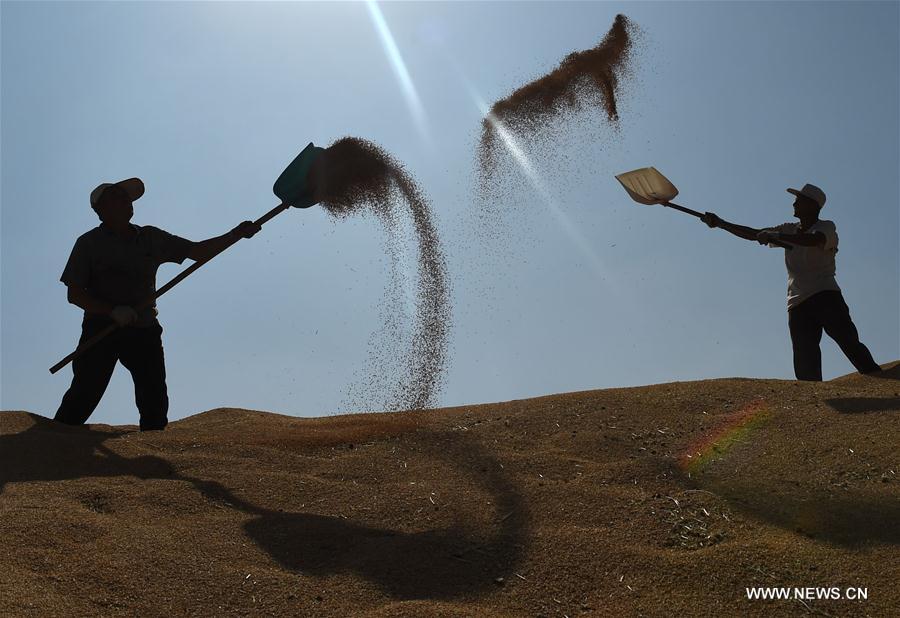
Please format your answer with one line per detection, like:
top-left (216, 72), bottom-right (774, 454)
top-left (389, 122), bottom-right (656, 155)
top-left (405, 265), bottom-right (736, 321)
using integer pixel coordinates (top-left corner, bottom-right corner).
top-left (788, 290), bottom-right (880, 381)
top-left (55, 317), bottom-right (169, 430)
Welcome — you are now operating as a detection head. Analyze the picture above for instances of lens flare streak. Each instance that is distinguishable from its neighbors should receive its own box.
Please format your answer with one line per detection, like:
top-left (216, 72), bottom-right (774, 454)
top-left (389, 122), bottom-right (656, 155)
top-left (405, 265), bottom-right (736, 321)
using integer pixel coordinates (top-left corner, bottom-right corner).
top-left (366, 1), bottom-right (430, 144)
top-left (679, 400), bottom-right (772, 474)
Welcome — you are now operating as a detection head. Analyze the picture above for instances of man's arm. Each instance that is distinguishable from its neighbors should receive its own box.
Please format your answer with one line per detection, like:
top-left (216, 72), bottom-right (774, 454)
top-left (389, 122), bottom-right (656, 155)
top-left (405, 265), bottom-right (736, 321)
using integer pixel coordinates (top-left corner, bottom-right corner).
top-left (761, 230), bottom-right (826, 247)
top-left (700, 213), bottom-right (764, 242)
top-left (187, 221), bottom-right (261, 262)
top-left (61, 237), bottom-right (136, 325)
top-left (66, 286), bottom-right (140, 325)
top-left (66, 285), bottom-right (114, 315)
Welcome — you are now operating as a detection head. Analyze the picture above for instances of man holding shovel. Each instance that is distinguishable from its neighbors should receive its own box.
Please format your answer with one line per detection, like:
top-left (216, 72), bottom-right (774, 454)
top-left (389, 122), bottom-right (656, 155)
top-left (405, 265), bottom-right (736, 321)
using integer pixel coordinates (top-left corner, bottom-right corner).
top-left (54, 178), bottom-right (261, 430)
top-left (700, 183), bottom-right (881, 381)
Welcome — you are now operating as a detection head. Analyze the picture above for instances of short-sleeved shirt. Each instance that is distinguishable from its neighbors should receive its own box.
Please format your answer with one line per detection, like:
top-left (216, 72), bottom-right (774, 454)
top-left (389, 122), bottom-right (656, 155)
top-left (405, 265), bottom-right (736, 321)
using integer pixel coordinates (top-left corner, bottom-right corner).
top-left (767, 219), bottom-right (840, 311)
top-left (61, 224), bottom-right (193, 326)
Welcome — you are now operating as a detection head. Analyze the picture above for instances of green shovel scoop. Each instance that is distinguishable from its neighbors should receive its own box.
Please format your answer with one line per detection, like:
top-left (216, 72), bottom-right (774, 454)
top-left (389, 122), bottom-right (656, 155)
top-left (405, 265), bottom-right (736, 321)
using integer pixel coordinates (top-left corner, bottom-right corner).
top-left (49, 142), bottom-right (325, 374)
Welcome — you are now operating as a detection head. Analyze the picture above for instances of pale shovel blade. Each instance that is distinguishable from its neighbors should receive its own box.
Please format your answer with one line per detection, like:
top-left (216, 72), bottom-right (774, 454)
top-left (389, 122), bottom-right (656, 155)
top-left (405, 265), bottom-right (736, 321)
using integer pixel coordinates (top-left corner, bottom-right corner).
top-left (615, 167), bottom-right (679, 205)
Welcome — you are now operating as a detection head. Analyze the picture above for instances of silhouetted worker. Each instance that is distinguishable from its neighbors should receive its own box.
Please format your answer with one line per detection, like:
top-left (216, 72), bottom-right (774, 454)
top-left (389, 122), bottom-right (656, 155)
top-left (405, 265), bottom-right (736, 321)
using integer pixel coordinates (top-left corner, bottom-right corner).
top-left (701, 183), bottom-right (881, 381)
top-left (55, 178), bottom-right (261, 430)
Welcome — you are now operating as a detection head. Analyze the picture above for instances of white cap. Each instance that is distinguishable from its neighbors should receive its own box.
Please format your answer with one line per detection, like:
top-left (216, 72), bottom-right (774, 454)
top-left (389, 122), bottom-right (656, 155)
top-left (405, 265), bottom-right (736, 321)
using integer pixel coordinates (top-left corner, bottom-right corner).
top-left (787, 183), bottom-right (826, 208)
top-left (90, 178), bottom-right (145, 207)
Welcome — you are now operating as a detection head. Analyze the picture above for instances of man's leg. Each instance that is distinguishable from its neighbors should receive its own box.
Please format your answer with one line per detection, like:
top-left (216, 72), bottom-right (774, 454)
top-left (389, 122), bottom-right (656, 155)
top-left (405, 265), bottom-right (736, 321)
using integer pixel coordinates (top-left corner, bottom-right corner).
top-left (118, 323), bottom-right (169, 431)
top-left (819, 291), bottom-right (881, 374)
top-left (55, 319), bottom-right (120, 425)
top-left (788, 297), bottom-right (824, 381)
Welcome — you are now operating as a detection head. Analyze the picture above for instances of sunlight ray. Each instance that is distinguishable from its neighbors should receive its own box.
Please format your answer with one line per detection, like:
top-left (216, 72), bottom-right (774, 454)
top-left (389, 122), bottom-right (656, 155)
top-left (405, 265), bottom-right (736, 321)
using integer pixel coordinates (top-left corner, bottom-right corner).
top-left (366, 1), bottom-right (430, 144)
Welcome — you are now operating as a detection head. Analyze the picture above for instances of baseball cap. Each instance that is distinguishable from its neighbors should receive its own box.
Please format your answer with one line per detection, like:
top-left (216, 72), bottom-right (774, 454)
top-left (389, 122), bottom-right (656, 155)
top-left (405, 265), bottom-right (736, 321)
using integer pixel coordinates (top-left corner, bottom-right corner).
top-left (90, 178), bottom-right (145, 208)
top-left (787, 183), bottom-right (826, 208)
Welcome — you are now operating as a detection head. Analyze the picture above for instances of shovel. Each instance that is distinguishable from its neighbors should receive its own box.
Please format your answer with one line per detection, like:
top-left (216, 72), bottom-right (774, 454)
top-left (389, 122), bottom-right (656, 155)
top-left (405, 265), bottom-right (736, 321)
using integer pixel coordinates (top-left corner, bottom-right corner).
top-left (49, 142), bottom-right (326, 375)
top-left (615, 167), bottom-right (793, 250)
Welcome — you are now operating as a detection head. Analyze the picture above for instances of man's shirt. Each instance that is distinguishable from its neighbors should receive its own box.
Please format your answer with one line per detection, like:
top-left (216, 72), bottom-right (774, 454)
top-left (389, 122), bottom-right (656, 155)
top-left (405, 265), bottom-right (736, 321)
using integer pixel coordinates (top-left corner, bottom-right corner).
top-left (61, 223), bottom-right (193, 326)
top-left (768, 219), bottom-right (840, 310)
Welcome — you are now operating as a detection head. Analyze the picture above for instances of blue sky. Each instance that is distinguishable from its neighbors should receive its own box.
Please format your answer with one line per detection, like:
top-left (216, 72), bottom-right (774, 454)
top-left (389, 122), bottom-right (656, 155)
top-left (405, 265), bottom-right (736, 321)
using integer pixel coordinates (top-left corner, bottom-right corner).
top-left (2, 1), bottom-right (897, 425)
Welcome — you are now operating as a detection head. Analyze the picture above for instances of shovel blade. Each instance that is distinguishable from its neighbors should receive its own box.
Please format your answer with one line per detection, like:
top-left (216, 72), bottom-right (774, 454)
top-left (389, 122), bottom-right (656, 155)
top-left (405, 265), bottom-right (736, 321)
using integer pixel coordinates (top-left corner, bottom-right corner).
top-left (274, 142), bottom-right (325, 208)
top-left (615, 167), bottom-right (679, 205)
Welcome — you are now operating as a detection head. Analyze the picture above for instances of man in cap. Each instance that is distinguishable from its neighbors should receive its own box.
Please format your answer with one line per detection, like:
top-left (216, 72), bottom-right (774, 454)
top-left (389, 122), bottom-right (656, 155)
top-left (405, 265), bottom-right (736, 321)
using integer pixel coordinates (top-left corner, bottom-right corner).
top-left (55, 178), bottom-right (261, 430)
top-left (700, 183), bottom-right (881, 381)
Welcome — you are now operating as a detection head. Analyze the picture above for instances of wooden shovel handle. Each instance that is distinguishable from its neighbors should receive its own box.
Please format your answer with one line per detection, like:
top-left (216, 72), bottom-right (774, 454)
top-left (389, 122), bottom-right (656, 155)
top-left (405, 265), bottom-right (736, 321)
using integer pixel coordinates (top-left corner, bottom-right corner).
top-left (662, 201), bottom-right (704, 218)
top-left (49, 202), bottom-right (289, 374)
